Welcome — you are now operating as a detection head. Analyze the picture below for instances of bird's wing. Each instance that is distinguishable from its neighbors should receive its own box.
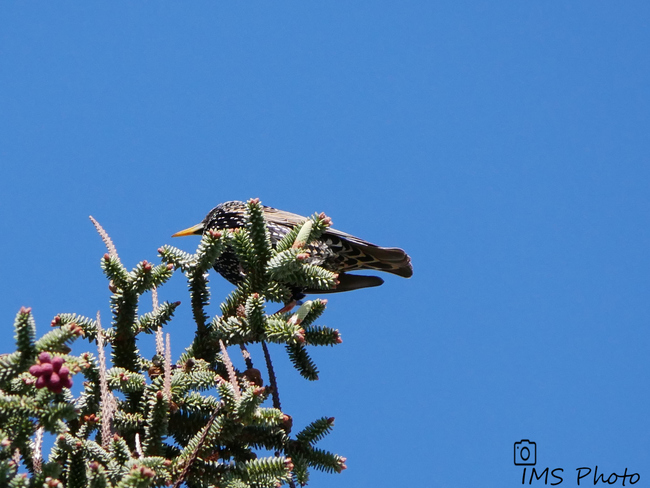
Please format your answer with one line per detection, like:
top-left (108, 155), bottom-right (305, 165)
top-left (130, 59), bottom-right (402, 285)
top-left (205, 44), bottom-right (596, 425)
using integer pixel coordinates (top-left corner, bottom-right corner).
top-left (263, 205), bottom-right (378, 244)
top-left (263, 205), bottom-right (413, 278)
top-left (262, 206), bottom-right (309, 228)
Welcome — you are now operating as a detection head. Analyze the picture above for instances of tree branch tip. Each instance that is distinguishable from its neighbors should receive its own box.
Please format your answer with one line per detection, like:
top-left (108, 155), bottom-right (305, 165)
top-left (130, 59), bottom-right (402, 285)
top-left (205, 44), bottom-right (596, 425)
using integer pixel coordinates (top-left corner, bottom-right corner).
top-left (296, 329), bottom-right (306, 343)
top-left (318, 212), bottom-right (333, 227)
top-left (90, 215), bottom-right (119, 258)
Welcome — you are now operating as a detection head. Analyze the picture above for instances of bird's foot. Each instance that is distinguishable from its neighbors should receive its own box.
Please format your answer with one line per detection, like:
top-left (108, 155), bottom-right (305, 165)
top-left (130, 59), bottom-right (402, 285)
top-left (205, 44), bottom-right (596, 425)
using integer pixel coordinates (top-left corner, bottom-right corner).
top-left (274, 300), bottom-right (297, 315)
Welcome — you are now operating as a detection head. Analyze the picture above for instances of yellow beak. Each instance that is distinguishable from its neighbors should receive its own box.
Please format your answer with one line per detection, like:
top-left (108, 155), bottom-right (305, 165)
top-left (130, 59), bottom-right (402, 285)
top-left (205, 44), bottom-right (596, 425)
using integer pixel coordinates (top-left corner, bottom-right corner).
top-left (172, 223), bottom-right (204, 237)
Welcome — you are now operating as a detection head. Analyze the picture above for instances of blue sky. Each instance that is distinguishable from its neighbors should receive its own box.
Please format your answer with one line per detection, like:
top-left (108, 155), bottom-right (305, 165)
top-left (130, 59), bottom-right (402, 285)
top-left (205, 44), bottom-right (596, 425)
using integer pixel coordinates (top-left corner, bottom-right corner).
top-left (1, 2), bottom-right (649, 487)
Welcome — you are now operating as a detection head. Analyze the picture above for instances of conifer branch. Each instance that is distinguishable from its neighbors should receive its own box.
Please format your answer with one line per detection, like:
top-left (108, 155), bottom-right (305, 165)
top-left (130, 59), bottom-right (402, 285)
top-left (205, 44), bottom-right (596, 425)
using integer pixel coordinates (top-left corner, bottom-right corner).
top-left (245, 198), bottom-right (273, 288)
top-left (286, 343), bottom-right (319, 381)
top-left (261, 342), bottom-right (281, 411)
top-left (240, 344), bottom-right (254, 370)
top-left (155, 328), bottom-right (164, 358)
top-left (151, 287), bottom-right (159, 312)
top-left (164, 334), bottom-right (172, 403)
top-left (54, 313), bottom-right (98, 341)
top-left (89, 216), bottom-right (119, 259)
top-left (136, 301), bottom-right (180, 334)
top-left (153, 285), bottom-right (165, 361)
top-left (15, 307), bottom-right (36, 370)
top-left (31, 426), bottom-right (43, 474)
top-left (96, 313), bottom-right (116, 448)
top-left (219, 340), bottom-right (240, 400)
top-left (172, 409), bottom-right (220, 488)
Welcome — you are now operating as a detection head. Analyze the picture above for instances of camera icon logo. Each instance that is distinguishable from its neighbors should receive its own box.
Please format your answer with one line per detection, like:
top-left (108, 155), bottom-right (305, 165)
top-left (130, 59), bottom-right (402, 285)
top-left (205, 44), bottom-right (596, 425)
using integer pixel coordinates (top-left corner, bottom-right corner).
top-left (514, 439), bottom-right (536, 466)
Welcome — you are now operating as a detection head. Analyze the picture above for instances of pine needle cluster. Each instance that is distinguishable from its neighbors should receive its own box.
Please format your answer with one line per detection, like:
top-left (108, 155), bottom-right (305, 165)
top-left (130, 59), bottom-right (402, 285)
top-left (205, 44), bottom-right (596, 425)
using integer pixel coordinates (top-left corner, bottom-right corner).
top-left (0, 199), bottom-right (346, 487)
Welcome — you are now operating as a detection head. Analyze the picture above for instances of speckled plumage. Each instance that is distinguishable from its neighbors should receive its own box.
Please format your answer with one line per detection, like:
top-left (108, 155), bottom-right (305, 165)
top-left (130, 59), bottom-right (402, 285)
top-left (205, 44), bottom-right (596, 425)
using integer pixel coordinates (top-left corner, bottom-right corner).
top-left (177, 200), bottom-right (413, 297)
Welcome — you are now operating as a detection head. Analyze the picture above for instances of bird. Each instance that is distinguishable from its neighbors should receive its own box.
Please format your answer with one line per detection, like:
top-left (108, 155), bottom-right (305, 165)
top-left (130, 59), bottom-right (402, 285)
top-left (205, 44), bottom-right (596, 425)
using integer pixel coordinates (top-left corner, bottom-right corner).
top-left (172, 200), bottom-right (412, 300)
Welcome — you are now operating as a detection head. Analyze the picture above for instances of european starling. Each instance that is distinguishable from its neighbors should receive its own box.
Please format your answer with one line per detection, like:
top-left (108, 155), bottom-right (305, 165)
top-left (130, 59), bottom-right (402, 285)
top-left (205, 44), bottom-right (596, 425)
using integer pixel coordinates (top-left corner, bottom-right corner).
top-left (172, 201), bottom-right (412, 298)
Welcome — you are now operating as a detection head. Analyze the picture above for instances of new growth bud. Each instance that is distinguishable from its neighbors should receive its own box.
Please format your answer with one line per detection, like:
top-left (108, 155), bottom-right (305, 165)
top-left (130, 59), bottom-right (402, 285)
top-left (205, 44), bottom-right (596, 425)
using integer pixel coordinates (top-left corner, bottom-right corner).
top-left (295, 329), bottom-right (306, 344)
top-left (318, 212), bottom-right (333, 227)
top-left (45, 477), bottom-right (63, 488)
top-left (282, 414), bottom-right (293, 433)
top-left (334, 330), bottom-right (342, 344)
top-left (138, 466), bottom-right (156, 478)
top-left (68, 323), bottom-right (84, 336)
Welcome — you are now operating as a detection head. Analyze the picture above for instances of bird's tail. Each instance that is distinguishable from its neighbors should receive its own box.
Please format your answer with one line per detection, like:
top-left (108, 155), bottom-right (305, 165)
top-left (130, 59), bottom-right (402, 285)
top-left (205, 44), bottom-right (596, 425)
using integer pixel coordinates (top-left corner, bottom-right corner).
top-left (336, 241), bottom-right (413, 278)
top-left (307, 273), bottom-right (384, 294)
top-left (357, 245), bottom-right (413, 278)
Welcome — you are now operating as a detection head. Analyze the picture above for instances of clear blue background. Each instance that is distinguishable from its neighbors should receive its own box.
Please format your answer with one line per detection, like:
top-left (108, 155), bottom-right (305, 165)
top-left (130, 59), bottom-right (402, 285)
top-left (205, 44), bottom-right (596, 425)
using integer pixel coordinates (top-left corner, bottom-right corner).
top-left (1, 2), bottom-right (648, 487)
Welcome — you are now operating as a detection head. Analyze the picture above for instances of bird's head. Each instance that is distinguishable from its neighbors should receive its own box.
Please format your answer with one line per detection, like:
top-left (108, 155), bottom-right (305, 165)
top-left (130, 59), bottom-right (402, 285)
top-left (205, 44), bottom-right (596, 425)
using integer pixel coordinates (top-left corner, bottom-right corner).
top-left (172, 201), bottom-right (246, 237)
